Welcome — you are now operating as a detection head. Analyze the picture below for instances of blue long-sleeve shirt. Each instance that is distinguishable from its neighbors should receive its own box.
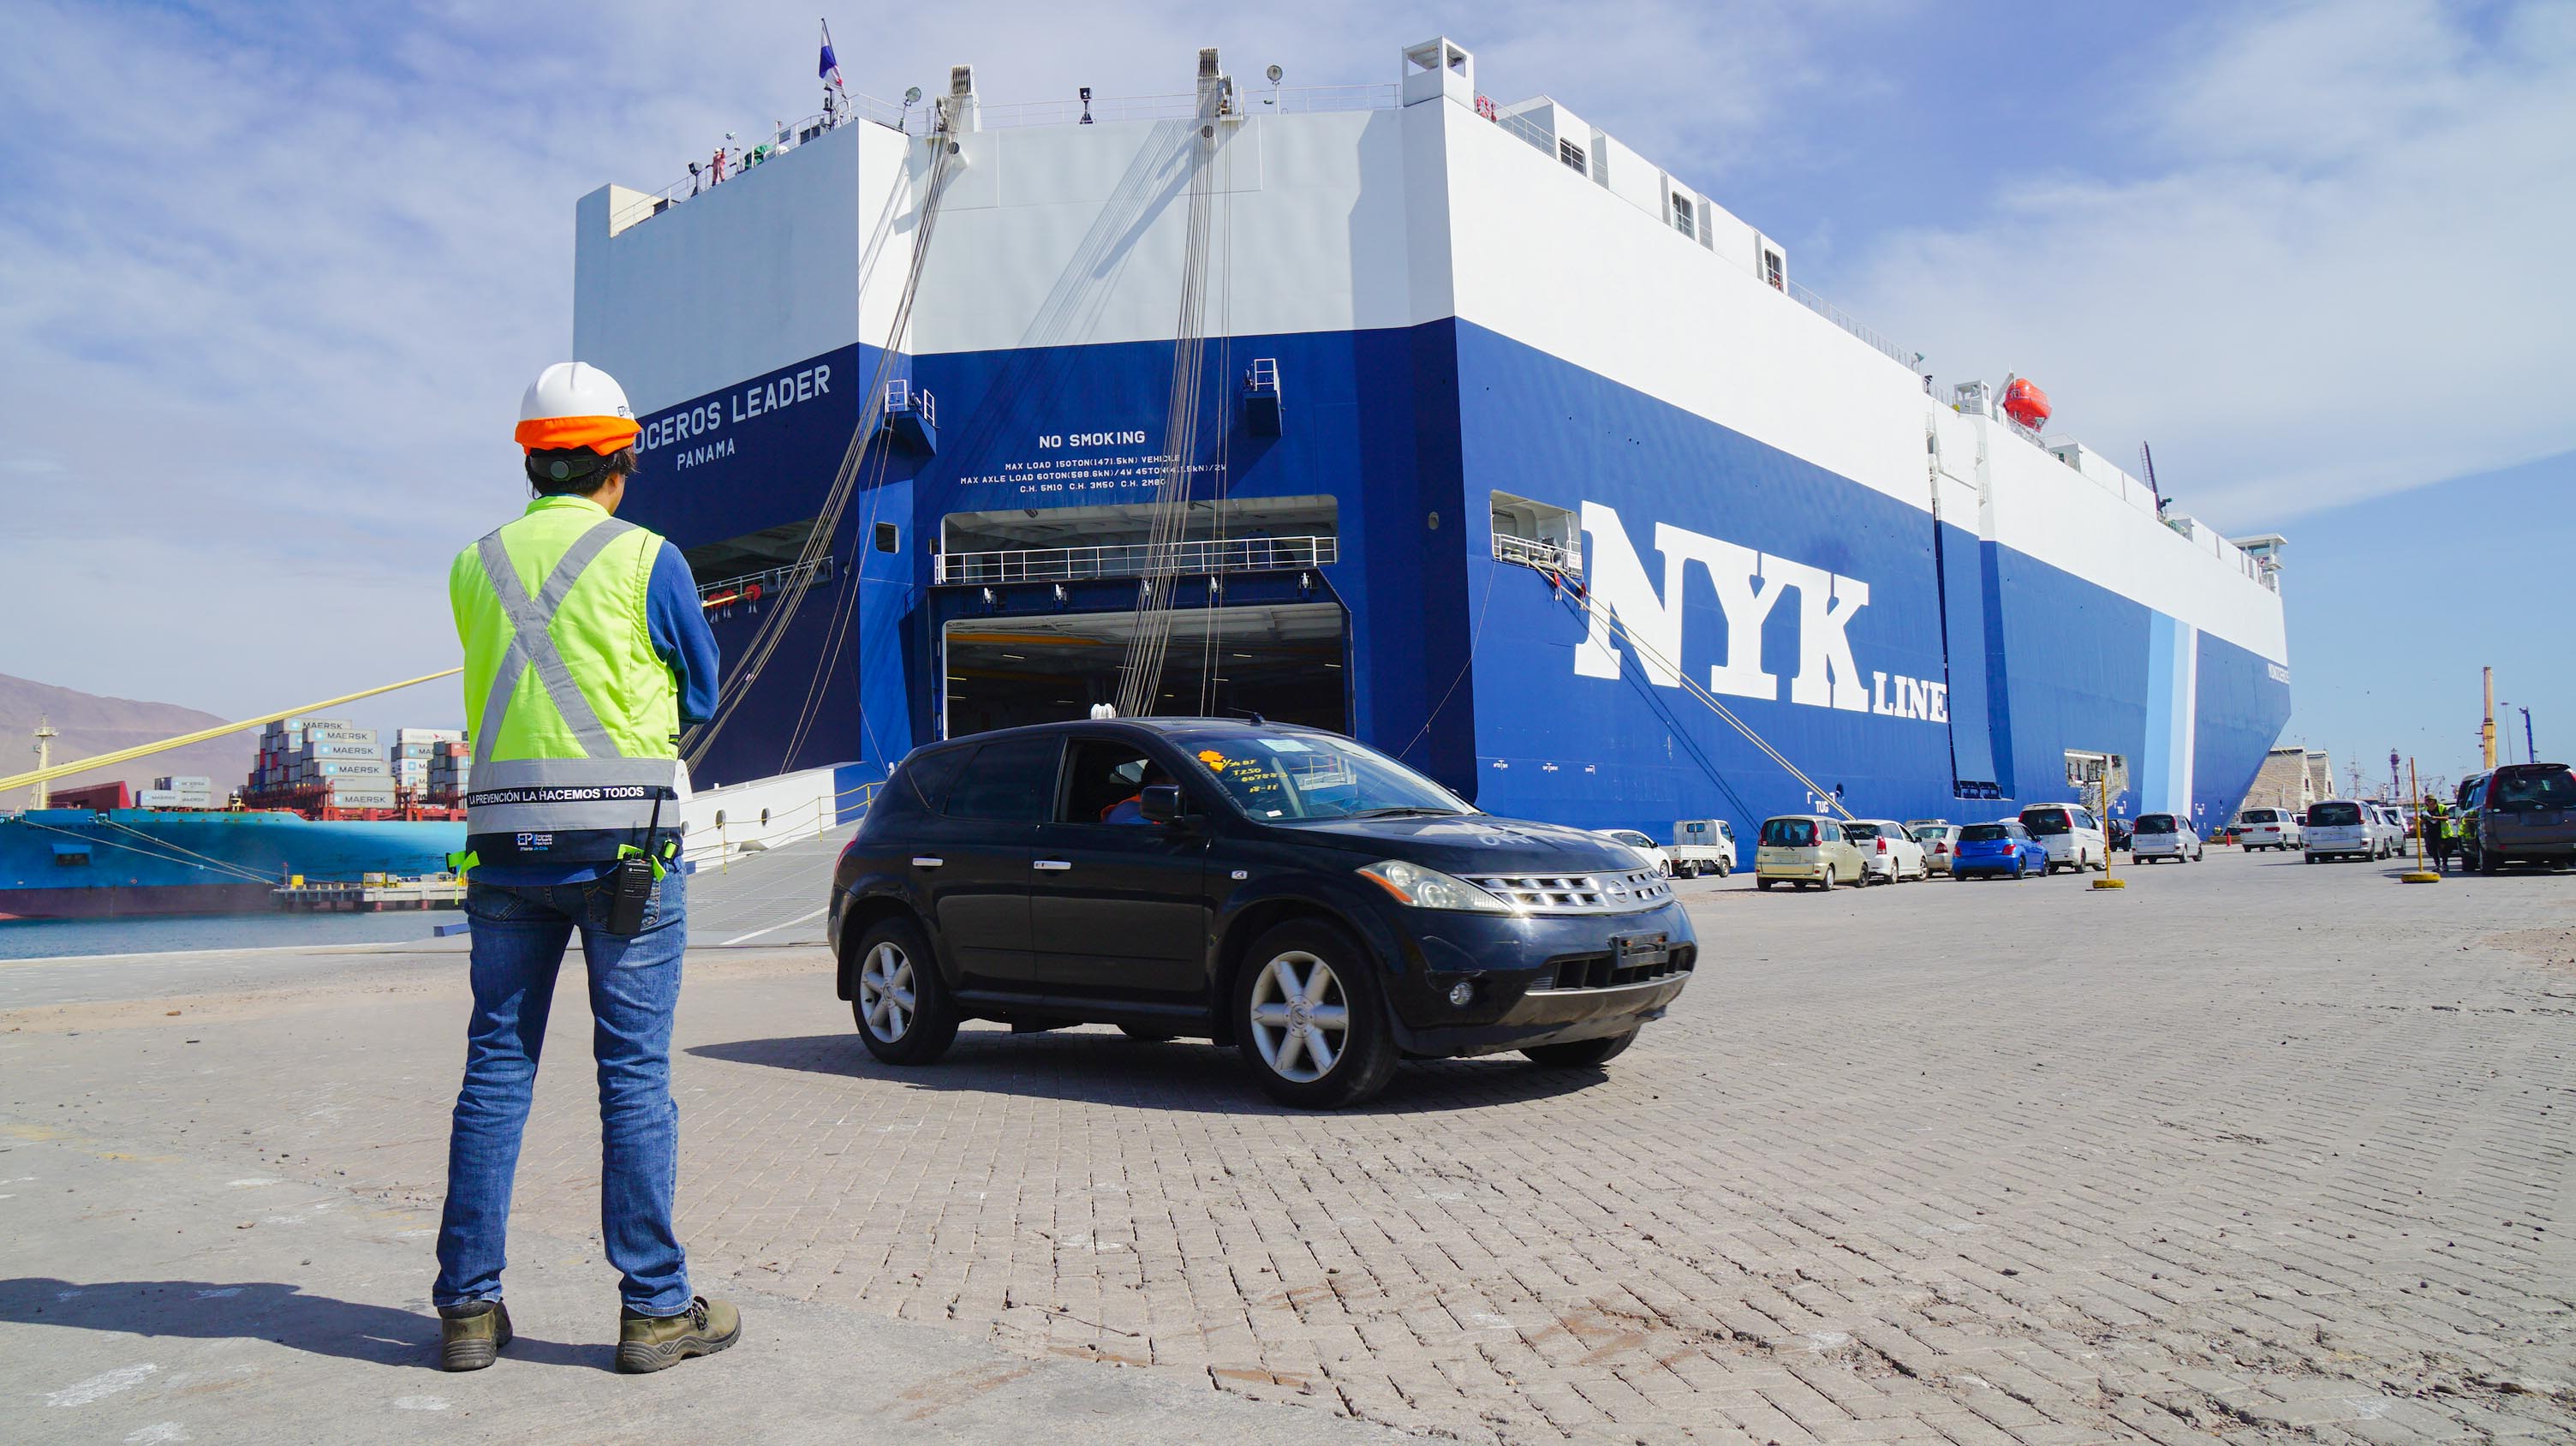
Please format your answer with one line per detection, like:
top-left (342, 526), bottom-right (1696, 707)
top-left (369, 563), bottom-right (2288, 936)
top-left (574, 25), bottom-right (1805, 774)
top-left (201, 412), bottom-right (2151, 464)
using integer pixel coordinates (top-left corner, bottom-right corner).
top-left (648, 540), bottom-right (720, 730)
top-left (472, 533), bottom-right (719, 887)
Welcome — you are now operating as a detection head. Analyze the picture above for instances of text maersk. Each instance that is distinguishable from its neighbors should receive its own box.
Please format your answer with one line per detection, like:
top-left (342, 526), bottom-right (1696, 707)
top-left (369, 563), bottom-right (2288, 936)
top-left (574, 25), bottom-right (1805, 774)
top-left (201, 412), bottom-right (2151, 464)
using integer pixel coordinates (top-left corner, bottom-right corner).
top-left (637, 363), bottom-right (835, 468)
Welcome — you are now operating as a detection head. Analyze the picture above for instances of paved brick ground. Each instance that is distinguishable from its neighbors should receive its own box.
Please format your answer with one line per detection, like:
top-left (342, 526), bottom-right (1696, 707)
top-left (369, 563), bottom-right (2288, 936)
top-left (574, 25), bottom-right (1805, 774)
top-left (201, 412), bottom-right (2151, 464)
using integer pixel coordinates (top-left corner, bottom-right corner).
top-left (5, 849), bottom-right (2573, 1443)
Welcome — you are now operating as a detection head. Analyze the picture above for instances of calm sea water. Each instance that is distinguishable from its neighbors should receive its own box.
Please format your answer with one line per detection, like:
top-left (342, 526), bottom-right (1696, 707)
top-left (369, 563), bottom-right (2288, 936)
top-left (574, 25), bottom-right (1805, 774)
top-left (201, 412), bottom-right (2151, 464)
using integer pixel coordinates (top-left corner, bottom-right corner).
top-left (0, 910), bottom-right (459, 961)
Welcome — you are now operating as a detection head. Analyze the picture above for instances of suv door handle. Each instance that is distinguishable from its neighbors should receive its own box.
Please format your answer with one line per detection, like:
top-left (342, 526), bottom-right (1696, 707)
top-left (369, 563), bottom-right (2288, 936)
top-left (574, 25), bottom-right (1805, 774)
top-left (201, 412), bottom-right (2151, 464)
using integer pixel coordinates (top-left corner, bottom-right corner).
top-left (911, 857), bottom-right (944, 869)
top-left (1033, 859), bottom-right (1072, 871)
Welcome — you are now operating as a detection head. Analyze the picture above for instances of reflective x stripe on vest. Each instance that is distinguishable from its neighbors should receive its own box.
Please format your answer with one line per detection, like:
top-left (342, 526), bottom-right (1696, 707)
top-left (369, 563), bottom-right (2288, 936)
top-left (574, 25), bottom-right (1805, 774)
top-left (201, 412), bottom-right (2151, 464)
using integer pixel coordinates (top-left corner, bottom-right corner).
top-left (461, 513), bottom-right (680, 851)
top-left (471, 520), bottom-right (635, 769)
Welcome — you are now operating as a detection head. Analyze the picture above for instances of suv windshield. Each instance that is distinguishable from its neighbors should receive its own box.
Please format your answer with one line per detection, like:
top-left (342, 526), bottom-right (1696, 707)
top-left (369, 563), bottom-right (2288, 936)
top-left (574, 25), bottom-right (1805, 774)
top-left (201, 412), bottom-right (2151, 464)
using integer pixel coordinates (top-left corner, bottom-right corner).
top-left (2310, 802), bottom-right (2363, 826)
top-left (1760, 818), bottom-right (1818, 847)
top-left (2493, 763), bottom-right (2575, 810)
top-left (2135, 814), bottom-right (2176, 833)
top-left (1960, 823), bottom-right (2009, 842)
top-left (1171, 729), bottom-right (1470, 822)
top-left (2020, 809), bottom-right (2070, 835)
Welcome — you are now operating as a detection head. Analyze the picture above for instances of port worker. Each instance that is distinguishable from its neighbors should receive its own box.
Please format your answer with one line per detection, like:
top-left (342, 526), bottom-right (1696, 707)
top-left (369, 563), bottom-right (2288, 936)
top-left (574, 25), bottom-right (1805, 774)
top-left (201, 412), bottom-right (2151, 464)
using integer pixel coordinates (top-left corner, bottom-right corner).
top-left (432, 362), bottom-right (737, 1375)
top-left (2422, 790), bottom-right (2456, 872)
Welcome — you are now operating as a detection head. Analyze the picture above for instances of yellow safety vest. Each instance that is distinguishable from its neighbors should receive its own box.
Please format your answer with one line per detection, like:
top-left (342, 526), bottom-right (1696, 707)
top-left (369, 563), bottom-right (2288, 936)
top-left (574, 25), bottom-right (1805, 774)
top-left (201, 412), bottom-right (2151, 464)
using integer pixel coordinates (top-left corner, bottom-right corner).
top-left (450, 495), bottom-right (683, 866)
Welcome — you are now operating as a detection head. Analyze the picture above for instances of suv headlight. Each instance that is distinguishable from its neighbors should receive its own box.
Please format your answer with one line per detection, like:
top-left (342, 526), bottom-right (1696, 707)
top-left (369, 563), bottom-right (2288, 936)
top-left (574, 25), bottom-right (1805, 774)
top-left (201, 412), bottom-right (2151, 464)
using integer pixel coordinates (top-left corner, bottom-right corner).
top-left (1357, 859), bottom-right (1515, 912)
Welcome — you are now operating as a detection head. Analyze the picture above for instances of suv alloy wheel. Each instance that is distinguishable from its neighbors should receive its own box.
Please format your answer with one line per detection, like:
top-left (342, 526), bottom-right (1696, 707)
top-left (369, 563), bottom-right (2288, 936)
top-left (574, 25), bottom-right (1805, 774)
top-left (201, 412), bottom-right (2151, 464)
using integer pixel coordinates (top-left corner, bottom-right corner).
top-left (849, 916), bottom-right (960, 1065)
top-left (1233, 920), bottom-right (1398, 1108)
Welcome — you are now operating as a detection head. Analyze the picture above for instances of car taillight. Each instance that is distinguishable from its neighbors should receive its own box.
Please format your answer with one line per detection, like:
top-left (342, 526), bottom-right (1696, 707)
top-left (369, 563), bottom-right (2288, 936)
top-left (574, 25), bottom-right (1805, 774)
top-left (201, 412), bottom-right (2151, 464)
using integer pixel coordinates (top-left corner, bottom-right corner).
top-left (1935, 843), bottom-right (1948, 853)
top-left (1875, 839), bottom-right (1887, 852)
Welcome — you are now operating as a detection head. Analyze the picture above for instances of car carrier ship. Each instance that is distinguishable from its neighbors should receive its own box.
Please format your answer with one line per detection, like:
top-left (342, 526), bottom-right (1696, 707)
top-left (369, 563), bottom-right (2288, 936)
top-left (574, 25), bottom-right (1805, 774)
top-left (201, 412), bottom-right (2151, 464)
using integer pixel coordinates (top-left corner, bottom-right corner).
top-left (569, 37), bottom-right (2291, 840)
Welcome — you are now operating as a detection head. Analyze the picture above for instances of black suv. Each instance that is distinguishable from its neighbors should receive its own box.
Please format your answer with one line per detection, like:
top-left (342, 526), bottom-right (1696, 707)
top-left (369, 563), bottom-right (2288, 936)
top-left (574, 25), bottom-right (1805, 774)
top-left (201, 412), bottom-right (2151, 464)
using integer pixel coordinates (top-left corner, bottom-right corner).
top-left (826, 719), bottom-right (1698, 1107)
top-left (2455, 762), bottom-right (2576, 872)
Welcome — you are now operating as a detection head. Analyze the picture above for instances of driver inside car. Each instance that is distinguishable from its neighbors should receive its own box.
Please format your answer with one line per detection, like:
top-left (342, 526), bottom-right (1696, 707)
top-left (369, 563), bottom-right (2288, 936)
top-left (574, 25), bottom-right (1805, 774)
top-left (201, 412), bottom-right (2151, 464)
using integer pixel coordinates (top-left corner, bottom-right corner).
top-left (1100, 763), bottom-right (1172, 825)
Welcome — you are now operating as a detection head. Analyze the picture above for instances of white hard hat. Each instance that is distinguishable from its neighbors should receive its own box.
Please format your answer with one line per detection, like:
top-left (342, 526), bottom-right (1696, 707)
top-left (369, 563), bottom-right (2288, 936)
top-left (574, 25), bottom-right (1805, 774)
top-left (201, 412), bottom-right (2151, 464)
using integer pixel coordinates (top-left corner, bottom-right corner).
top-left (516, 362), bottom-right (637, 454)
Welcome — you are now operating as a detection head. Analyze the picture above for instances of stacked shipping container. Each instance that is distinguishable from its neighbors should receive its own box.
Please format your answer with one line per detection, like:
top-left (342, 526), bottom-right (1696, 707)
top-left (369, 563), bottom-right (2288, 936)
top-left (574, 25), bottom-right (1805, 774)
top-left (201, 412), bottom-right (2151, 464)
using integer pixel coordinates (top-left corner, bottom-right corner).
top-left (400, 729), bottom-right (470, 805)
top-left (242, 720), bottom-right (470, 813)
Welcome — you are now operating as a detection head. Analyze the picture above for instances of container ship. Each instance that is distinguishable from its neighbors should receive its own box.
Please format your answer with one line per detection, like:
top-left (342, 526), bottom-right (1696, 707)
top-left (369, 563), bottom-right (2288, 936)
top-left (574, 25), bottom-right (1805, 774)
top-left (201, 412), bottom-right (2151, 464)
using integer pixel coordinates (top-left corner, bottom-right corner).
top-left (0, 720), bottom-right (465, 920)
top-left (586, 37), bottom-right (2282, 839)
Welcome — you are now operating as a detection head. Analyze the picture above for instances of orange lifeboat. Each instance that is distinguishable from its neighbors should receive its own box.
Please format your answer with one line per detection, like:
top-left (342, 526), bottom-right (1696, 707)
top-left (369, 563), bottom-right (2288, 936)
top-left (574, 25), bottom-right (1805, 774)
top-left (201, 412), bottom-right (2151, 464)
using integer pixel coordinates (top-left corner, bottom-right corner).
top-left (2002, 377), bottom-right (2052, 429)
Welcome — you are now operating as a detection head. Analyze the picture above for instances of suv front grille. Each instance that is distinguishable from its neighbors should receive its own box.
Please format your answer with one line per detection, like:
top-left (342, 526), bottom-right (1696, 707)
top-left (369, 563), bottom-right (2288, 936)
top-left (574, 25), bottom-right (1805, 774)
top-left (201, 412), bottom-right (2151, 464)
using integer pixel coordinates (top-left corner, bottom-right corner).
top-left (1461, 869), bottom-right (1673, 914)
top-left (1536, 941), bottom-right (1697, 991)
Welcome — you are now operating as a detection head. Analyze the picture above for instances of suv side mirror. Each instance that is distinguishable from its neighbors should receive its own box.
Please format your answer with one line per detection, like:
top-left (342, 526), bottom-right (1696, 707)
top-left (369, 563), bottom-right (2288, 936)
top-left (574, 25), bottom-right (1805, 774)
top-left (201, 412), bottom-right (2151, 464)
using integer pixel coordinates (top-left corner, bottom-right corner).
top-left (1139, 783), bottom-right (1186, 825)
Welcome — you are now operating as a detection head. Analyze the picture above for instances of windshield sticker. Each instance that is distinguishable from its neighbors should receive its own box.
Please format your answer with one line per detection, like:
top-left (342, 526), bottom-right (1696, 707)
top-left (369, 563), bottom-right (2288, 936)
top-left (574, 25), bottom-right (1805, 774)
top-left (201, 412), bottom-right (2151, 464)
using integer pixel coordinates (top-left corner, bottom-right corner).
top-left (1256, 738), bottom-right (1313, 753)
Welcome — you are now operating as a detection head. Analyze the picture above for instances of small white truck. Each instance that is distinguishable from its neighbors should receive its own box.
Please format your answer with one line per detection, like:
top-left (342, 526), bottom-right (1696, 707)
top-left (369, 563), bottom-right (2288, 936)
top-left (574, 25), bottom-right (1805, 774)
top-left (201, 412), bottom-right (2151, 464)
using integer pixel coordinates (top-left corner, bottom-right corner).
top-left (1669, 818), bottom-right (1738, 878)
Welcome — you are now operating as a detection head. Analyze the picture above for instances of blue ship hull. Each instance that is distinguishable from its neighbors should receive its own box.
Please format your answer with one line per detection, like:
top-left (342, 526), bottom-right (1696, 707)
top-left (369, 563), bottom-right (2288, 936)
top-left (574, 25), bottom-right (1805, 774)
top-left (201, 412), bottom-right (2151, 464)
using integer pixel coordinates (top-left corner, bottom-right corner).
top-left (576, 87), bottom-right (2290, 845)
top-left (624, 320), bottom-right (2288, 842)
top-left (0, 810), bottom-right (464, 920)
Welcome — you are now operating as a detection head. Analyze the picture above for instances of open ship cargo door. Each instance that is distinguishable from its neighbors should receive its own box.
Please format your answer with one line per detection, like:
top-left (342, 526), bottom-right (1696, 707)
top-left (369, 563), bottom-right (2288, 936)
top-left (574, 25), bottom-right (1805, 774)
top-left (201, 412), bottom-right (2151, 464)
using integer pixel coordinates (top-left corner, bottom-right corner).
top-left (940, 602), bottom-right (1351, 738)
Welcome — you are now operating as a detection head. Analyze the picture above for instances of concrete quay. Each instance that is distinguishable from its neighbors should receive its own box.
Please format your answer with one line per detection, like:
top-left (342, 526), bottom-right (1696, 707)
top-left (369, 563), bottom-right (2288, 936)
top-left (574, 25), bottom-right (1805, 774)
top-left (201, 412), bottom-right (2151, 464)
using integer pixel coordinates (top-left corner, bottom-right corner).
top-left (3, 848), bottom-right (2570, 1443)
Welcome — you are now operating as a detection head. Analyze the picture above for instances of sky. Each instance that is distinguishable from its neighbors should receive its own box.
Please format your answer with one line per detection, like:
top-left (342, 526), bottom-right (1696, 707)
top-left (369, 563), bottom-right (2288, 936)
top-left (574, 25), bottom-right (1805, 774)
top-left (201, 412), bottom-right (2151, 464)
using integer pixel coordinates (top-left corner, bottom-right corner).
top-left (0, 0), bottom-right (2567, 783)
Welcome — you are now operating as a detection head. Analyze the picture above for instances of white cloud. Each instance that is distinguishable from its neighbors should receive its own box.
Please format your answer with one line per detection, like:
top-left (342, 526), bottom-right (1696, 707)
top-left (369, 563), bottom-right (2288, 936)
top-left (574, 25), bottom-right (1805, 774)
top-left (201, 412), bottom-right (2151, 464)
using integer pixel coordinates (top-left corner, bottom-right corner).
top-left (1, 0), bottom-right (1847, 716)
top-left (1843, 0), bottom-right (2576, 530)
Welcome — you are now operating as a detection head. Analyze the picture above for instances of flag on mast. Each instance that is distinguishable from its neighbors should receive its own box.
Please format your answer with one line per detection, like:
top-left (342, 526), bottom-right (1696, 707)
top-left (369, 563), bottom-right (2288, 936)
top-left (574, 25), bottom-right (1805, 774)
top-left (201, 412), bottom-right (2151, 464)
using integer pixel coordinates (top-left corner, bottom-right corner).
top-left (818, 19), bottom-right (844, 90)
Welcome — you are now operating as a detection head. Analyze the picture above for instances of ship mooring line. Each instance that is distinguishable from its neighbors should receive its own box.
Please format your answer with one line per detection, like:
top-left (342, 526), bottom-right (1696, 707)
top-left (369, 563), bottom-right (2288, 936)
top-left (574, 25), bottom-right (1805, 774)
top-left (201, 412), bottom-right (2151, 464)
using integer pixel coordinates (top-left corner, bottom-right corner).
top-left (1541, 572), bottom-right (1857, 821)
top-left (686, 138), bottom-right (957, 773)
top-left (11, 817), bottom-right (277, 885)
top-left (93, 818), bottom-right (289, 885)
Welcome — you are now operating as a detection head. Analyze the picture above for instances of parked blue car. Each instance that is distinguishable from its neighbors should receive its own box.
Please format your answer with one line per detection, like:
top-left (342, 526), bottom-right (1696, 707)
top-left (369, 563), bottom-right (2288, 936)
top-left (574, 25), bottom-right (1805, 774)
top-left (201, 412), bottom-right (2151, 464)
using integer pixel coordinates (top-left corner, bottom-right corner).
top-left (1952, 820), bottom-right (2047, 880)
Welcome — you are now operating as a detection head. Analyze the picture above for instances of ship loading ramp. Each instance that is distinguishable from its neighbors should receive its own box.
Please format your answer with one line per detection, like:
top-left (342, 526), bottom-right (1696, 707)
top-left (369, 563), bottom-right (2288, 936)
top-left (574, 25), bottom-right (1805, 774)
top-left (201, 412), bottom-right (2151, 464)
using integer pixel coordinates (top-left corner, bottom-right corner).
top-left (941, 602), bottom-right (1349, 737)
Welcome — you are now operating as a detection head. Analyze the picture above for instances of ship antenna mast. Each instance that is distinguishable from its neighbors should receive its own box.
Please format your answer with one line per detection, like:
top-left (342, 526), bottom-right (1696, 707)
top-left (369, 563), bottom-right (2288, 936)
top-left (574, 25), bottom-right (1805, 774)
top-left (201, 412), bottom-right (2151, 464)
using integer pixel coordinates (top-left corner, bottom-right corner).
top-left (31, 715), bottom-right (58, 809)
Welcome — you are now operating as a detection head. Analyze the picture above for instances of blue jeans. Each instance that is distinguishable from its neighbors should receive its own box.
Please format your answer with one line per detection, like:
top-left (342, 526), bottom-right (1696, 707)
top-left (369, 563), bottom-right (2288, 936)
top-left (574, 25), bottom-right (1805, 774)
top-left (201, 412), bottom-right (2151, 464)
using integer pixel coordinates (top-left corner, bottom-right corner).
top-left (433, 869), bottom-right (691, 1316)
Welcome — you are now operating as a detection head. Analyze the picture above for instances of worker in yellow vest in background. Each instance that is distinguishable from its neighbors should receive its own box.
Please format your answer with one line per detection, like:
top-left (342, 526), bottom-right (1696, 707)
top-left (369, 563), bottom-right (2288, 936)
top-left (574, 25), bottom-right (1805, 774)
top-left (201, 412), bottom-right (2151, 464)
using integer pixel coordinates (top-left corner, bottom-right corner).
top-left (431, 362), bottom-right (741, 1376)
top-left (2420, 791), bottom-right (2454, 873)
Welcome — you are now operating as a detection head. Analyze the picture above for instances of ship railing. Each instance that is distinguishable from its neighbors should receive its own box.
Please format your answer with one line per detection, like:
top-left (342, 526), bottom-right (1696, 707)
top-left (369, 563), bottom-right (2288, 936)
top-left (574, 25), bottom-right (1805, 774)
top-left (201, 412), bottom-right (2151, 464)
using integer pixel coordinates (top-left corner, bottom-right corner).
top-left (611, 94), bottom-right (915, 231)
top-left (1784, 278), bottom-right (1919, 372)
top-left (969, 81), bottom-right (1399, 130)
top-left (698, 555), bottom-right (835, 612)
top-left (1492, 531), bottom-right (1582, 575)
top-left (935, 535), bottom-right (1336, 585)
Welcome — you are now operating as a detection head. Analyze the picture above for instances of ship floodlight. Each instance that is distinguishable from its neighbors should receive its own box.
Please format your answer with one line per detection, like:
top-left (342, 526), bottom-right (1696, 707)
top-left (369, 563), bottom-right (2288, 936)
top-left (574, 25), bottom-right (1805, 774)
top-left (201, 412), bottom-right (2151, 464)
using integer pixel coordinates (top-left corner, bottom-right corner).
top-left (1267, 63), bottom-right (1283, 83)
top-left (903, 86), bottom-right (922, 105)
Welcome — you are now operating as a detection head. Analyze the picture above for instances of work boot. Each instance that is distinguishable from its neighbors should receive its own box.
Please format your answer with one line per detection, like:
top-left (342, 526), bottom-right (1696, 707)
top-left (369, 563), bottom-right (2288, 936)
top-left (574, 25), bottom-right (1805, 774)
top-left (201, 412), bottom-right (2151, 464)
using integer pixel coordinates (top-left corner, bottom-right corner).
top-left (615, 1295), bottom-right (741, 1374)
top-left (438, 1300), bottom-right (512, 1371)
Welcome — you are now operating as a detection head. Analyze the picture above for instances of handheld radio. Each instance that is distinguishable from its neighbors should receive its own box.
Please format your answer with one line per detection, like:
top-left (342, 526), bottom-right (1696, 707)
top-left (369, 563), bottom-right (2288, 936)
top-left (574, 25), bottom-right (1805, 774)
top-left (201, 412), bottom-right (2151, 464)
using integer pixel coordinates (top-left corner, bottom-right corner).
top-left (606, 791), bottom-right (665, 935)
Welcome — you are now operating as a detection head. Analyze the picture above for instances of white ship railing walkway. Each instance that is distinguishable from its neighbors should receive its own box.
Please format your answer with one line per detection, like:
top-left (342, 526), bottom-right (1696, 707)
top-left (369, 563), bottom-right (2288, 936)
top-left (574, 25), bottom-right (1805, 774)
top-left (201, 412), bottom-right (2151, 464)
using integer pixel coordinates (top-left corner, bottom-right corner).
top-left (935, 535), bottom-right (1337, 585)
top-left (1492, 531), bottom-right (1581, 574)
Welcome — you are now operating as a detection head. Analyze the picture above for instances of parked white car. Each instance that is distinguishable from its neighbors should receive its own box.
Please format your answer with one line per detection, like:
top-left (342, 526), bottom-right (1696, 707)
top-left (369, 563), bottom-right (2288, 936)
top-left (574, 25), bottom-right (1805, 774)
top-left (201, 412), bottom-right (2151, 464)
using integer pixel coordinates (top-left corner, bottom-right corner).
top-left (1591, 828), bottom-right (1673, 875)
top-left (1911, 822), bottom-right (1958, 875)
top-left (1841, 818), bottom-right (1929, 883)
top-left (1668, 817), bottom-right (1737, 878)
top-left (2235, 806), bottom-right (2304, 851)
top-left (2369, 803), bottom-right (2407, 857)
top-left (2130, 811), bottom-right (2204, 863)
top-left (2302, 799), bottom-right (2388, 862)
top-left (2018, 803), bottom-right (2108, 873)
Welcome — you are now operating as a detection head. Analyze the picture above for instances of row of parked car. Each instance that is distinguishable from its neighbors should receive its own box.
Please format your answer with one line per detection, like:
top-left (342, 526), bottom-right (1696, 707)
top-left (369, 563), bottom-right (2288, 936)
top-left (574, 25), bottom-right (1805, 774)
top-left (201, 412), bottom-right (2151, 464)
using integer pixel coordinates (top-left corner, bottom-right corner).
top-left (1738, 804), bottom-right (2165, 888)
top-left (2234, 761), bottom-right (2575, 869)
